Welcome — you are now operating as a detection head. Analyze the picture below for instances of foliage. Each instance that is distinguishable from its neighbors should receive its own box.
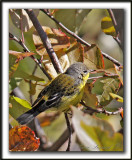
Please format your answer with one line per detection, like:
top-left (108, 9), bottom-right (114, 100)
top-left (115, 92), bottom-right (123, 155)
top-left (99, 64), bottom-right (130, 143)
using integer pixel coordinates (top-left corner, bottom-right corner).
top-left (9, 9), bottom-right (123, 151)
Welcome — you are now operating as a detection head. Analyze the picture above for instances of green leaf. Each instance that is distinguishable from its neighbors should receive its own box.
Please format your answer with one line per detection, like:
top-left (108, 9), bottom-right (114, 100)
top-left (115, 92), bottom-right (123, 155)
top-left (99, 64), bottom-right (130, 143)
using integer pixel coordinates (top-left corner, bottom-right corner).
top-left (97, 78), bottom-right (121, 106)
top-left (54, 9), bottom-right (91, 33)
top-left (101, 16), bottom-right (117, 37)
top-left (72, 107), bottom-right (123, 151)
top-left (12, 58), bottom-right (44, 82)
top-left (81, 122), bottom-right (123, 151)
top-left (13, 70), bottom-right (44, 81)
top-left (9, 96), bottom-right (32, 119)
top-left (9, 78), bottom-right (22, 93)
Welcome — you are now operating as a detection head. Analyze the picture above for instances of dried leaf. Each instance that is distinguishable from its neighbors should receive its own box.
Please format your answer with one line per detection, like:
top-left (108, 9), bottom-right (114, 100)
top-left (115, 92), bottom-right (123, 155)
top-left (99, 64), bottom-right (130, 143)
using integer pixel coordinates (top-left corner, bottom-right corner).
top-left (66, 40), bottom-right (84, 64)
top-left (83, 44), bottom-right (105, 69)
top-left (82, 83), bottom-right (98, 109)
top-left (28, 81), bottom-right (37, 95)
top-left (114, 65), bottom-right (123, 85)
top-left (33, 26), bottom-right (70, 56)
top-left (9, 126), bottom-right (40, 151)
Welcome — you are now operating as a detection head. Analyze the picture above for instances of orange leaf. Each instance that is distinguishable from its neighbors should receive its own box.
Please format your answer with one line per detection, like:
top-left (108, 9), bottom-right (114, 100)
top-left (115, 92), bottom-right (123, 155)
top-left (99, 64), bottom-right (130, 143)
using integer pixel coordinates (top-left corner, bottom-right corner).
top-left (119, 108), bottom-right (123, 118)
top-left (37, 112), bottom-right (60, 127)
top-left (9, 50), bottom-right (35, 62)
top-left (9, 126), bottom-right (40, 151)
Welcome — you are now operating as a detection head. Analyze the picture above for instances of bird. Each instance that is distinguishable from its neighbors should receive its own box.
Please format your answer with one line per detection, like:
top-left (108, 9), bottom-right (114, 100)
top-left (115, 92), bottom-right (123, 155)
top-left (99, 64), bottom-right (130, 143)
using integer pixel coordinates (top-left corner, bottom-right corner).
top-left (16, 62), bottom-right (93, 125)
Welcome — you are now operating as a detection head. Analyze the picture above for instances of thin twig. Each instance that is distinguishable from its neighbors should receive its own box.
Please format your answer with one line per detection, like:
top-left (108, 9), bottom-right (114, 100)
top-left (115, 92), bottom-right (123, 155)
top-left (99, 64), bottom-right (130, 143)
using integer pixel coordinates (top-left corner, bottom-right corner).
top-left (64, 113), bottom-right (72, 151)
top-left (81, 101), bottom-right (122, 115)
top-left (108, 9), bottom-right (121, 47)
top-left (20, 10), bottom-right (24, 43)
top-left (9, 32), bottom-right (52, 80)
top-left (25, 9), bottom-right (63, 74)
top-left (88, 74), bottom-right (118, 81)
top-left (40, 9), bottom-right (122, 67)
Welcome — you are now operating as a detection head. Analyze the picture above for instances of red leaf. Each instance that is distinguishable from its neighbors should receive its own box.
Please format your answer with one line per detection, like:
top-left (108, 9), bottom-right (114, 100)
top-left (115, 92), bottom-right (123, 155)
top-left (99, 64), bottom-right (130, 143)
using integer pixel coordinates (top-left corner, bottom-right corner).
top-left (9, 126), bottom-right (40, 151)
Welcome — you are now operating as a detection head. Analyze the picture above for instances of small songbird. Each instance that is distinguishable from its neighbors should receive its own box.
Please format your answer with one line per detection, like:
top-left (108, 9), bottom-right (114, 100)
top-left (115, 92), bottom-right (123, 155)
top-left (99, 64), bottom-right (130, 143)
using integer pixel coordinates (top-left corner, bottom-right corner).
top-left (16, 62), bottom-right (93, 125)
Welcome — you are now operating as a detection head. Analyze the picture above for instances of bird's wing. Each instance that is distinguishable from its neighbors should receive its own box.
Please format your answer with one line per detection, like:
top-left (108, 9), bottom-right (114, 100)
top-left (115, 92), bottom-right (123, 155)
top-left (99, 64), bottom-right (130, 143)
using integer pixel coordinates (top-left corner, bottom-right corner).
top-left (32, 74), bottom-right (76, 109)
top-left (31, 85), bottom-right (49, 108)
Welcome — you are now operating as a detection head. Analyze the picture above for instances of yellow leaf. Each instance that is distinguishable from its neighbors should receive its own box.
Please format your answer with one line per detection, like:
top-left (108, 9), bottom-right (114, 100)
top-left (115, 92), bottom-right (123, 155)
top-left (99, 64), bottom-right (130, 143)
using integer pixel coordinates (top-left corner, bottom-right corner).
top-left (109, 93), bottom-right (123, 103)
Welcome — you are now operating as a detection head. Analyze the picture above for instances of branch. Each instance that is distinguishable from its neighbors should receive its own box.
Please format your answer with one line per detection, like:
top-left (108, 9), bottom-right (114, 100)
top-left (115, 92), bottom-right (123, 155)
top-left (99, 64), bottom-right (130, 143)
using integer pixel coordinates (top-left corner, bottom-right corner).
top-left (81, 101), bottom-right (122, 116)
top-left (64, 113), bottom-right (72, 151)
top-left (40, 9), bottom-right (122, 67)
top-left (88, 74), bottom-right (118, 81)
top-left (108, 9), bottom-right (121, 48)
top-left (45, 125), bottom-right (74, 151)
top-left (25, 9), bottom-right (63, 74)
top-left (9, 32), bottom-right (52, 80)
top-left (25, 9), bottom-right (73, 151)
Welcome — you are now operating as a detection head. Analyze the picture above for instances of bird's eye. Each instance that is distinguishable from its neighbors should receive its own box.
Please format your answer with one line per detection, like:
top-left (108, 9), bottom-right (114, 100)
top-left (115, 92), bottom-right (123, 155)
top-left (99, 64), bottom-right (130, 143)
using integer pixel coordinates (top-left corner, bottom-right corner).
top-left (83, 70), bottom-right (88, 74)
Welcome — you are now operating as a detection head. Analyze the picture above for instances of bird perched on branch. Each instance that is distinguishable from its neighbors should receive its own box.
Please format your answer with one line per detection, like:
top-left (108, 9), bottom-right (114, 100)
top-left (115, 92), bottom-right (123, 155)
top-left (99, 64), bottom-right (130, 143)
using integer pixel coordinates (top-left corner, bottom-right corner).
top-left (16, 62), bottom-right (94, 125)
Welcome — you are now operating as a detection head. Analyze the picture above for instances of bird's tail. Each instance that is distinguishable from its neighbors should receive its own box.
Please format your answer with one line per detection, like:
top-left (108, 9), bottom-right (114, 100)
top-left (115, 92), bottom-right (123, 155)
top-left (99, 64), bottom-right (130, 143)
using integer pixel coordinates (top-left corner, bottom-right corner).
top-left (16, 104), bottom-right (48, 125)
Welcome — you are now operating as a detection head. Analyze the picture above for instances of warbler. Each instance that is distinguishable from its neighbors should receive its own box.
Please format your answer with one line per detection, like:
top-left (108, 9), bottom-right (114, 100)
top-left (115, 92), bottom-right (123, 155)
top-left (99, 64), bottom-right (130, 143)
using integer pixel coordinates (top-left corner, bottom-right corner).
top-left (16, 62), bottom-right (93, 125)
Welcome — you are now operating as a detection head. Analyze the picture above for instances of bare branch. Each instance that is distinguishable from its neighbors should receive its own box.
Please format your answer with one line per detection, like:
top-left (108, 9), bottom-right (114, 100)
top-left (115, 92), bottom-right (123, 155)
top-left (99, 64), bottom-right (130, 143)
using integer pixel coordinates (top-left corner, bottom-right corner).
top-left (81, 101), bottom-right (122, 115)
top-left (40, 9), bottom-right (122, 67)
top-left (64, 113), bottom-right (72, 151)
top-left (45, 125), bottom-right (74, 151)
top-left (25, 9), bottom-right (63, 74)
top-left (25, 9), bottom-right (73, 151)
top-left (88, 74), bottom-right (119, 81)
